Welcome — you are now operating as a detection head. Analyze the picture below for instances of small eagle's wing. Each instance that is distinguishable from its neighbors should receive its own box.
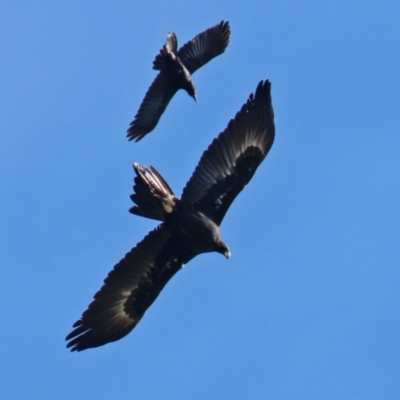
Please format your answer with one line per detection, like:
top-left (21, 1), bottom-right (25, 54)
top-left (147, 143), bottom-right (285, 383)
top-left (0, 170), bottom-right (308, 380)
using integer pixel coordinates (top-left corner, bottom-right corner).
top-left (66, 224), bottom-right (187, 351)
top-left (181, 80), bottom-right (275, 226)
top-left (127, 71), bottom-right (178, 142)
top-left (129, 163), bottom-right (178, 221)
top-left (177, 21), bottom-right (230, 74)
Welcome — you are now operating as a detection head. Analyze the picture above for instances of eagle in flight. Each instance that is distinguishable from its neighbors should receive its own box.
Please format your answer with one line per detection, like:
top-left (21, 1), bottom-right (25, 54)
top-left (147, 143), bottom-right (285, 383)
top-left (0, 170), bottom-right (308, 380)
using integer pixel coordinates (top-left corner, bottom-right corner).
top-left (66, 80), bottom-right (275, 351)
top-left (127, 21), bottom-right (231, 141)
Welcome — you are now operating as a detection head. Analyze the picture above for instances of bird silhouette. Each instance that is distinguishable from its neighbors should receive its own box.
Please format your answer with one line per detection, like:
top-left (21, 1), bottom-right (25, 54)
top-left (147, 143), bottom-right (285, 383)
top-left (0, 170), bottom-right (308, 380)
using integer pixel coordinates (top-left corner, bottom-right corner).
top-left (127, 21), bottom-right (231, 142)
top-left (66, 80), bottom-right (274, 351)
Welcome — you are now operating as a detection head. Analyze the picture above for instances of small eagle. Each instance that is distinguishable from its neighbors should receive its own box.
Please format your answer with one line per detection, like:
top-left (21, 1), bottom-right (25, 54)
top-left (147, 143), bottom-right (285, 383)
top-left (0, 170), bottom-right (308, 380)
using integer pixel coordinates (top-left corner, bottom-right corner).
top-left (66, 80), bottom-right (275, 351)
top-left (127, 21), bottom-right (231, 142)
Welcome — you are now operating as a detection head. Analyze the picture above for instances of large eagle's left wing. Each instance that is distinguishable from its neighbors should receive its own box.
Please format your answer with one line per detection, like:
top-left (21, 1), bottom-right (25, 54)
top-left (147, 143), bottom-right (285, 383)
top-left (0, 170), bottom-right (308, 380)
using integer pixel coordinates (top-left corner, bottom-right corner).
top-left (177, 21), bottom-right (230, 74)
top-left (66, 224), bottom-right (189, 351)
top-left (180, 80), bottom-right (275, 226)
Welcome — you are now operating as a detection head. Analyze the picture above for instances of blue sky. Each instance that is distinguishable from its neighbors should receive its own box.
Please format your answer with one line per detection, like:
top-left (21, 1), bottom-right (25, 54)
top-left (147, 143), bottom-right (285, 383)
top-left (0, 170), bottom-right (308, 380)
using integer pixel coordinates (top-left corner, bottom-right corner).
top-left (1, 1), bottom-right (400, 399)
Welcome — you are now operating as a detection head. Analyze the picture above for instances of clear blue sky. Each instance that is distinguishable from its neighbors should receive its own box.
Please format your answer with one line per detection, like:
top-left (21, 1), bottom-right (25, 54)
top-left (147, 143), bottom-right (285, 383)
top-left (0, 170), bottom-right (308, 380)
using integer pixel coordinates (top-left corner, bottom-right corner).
top-left (1, 1), bottom-right (399, 399)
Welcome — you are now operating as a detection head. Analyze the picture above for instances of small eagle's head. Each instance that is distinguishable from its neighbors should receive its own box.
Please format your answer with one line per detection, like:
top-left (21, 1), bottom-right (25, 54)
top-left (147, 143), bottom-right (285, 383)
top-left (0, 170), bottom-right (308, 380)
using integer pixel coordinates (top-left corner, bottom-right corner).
top-left (186, 81), bottom-right (197, 102)
top-left (216, 238), bottom-right (231, 259)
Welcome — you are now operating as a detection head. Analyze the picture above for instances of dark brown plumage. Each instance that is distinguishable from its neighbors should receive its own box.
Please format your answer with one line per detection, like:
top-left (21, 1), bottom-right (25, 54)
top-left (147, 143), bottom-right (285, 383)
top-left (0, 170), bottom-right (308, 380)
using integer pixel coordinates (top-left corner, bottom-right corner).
top-left (127, 21), bottom-right (231, 142)
top-left (66, 80), bottom-right (275, 351)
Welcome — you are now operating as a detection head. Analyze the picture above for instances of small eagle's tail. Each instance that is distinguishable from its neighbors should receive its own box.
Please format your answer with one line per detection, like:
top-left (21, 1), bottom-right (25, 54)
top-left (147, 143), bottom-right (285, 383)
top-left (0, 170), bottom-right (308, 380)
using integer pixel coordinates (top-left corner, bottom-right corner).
top-left (129, 163), bottom-right (177, 221)
top-left (152, 32), bottom-right (178, 70)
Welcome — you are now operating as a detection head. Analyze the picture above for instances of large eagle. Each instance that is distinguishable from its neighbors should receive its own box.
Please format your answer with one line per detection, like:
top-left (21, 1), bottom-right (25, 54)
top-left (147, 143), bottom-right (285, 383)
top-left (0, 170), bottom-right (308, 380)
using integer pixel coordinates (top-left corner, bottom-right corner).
top-left (66, 80), bottom-right (275, 351)
top-left (127, 21), bottom-right (231, 141)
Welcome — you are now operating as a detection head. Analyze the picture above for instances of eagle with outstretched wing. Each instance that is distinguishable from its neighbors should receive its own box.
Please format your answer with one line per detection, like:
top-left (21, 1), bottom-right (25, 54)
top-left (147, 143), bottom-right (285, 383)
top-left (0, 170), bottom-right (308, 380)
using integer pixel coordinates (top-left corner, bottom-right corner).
top-left (66, 80), bottom-right (275, 351)
top-left (127, 21), bottom-right (231, 142)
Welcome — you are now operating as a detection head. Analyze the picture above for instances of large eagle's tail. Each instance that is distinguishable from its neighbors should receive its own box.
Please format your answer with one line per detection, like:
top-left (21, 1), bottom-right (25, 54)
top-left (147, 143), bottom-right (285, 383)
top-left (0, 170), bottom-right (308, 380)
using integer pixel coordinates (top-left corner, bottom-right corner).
top-left (129, 163), bottom-right (178, 221)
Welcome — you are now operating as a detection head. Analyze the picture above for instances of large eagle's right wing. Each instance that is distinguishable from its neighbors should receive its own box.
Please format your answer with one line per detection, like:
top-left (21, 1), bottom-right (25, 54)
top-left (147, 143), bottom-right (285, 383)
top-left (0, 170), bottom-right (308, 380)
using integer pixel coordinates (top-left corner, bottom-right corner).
top-left (181, 80), bottom-right (275, 226)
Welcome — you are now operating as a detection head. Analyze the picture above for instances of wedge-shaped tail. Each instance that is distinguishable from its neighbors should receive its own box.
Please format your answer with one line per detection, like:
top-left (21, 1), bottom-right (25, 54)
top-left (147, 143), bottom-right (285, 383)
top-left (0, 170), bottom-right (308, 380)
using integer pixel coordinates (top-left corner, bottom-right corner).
top-left (129, 163), bottom-right (178, 221)
top-left (152, 32), bottom-right (178, 70)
